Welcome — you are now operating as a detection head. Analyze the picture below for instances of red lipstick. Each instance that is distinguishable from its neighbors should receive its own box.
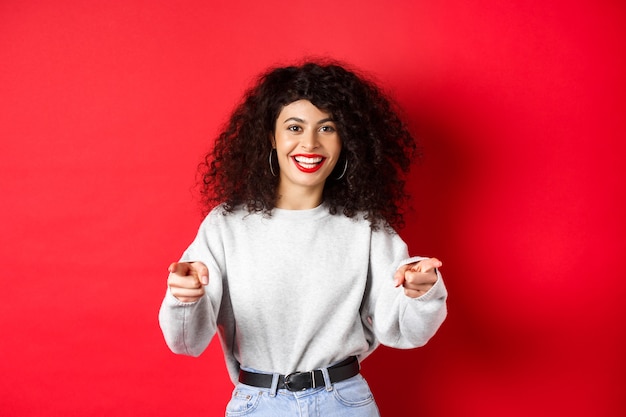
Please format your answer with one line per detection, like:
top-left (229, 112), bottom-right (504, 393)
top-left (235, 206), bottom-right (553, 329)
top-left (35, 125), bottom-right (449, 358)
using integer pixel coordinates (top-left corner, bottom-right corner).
top-left (292, 154), bottom-right (326, 173)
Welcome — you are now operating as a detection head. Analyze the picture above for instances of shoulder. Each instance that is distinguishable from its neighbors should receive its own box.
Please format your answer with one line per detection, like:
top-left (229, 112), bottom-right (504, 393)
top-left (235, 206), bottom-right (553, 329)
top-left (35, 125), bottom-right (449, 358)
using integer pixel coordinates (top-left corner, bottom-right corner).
top-left (200, 203), bottom-right (247, 227)
top-left (207, 203), bottom-right (237, 217)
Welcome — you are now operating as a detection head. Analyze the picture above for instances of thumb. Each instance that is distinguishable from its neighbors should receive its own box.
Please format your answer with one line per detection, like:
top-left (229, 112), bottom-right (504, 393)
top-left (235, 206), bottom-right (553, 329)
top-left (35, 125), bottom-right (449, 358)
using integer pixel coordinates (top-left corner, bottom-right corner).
top-left (191, 262), bottom-right (209, 286)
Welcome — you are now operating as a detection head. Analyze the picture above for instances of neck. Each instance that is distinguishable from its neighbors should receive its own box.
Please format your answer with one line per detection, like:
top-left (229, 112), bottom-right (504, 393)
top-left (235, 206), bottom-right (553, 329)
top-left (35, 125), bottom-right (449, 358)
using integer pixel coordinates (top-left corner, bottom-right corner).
top-left (275, 185), bottom-right (324, 210)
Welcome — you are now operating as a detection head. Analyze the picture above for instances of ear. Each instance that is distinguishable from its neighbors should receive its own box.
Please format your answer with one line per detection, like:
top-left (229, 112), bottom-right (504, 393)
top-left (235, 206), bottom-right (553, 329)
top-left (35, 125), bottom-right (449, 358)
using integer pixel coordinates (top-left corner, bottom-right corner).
top-left (269, 133), bottom-right (276, 149)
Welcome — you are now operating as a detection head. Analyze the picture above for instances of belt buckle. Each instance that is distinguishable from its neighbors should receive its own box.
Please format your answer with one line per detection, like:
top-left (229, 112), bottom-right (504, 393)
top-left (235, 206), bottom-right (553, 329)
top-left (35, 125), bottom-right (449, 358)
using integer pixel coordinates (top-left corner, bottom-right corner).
top-left (284, 371), bottom-right (314, 391)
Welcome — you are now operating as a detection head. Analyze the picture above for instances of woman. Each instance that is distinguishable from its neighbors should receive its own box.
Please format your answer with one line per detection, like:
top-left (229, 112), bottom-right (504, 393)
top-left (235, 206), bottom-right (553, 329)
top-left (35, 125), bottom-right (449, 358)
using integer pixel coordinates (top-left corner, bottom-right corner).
top-left (159, 61), bottom-right (448, 416)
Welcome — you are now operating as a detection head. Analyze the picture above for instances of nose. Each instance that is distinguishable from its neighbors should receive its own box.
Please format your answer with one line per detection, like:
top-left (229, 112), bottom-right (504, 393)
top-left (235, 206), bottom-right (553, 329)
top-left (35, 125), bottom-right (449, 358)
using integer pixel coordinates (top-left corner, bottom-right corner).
top-left (300, 131), bottom-right (320, 151)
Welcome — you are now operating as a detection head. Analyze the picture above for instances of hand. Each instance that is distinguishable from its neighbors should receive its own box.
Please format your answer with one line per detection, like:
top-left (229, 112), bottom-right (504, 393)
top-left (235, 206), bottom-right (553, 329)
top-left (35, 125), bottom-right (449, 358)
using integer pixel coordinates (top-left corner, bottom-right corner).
top-left (167, 261), bottom-right (209, 303)
top-left (394, 258), bottom-right (442, 298)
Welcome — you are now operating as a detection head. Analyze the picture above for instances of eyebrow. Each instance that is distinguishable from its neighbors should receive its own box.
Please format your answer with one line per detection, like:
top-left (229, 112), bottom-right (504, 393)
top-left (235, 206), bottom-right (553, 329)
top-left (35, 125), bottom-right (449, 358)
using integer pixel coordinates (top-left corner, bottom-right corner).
top-left (282, 117), bottom-right (335, 124)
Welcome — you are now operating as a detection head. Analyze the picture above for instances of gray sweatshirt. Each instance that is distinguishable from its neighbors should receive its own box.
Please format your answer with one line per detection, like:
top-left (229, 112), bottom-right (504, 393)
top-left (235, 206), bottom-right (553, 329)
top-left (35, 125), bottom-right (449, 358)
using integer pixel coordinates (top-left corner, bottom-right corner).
top-left (159, 204), bottom-right (448, 384)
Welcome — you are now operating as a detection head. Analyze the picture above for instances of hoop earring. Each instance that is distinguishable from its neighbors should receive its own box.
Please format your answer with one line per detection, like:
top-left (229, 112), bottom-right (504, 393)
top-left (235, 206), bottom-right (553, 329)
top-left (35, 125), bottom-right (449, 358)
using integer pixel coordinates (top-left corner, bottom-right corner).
top-left (269, 149), bottom-right (278, 177)
top-left (334, 158), bottom-right (348, 180)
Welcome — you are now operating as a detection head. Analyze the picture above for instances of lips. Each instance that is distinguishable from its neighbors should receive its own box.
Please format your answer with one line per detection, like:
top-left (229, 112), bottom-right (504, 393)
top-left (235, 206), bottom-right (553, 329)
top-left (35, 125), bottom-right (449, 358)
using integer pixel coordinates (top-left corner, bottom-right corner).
top-left (292, 154), bottom-right (326, 173)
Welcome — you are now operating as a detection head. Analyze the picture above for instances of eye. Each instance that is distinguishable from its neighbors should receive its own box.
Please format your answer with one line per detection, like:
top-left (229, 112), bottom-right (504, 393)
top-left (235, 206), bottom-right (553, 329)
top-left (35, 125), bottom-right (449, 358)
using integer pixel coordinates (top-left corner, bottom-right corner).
top-left (319, 125), bottom-right (336, 133)
top-left (287, 125), bottom-right (302, 132)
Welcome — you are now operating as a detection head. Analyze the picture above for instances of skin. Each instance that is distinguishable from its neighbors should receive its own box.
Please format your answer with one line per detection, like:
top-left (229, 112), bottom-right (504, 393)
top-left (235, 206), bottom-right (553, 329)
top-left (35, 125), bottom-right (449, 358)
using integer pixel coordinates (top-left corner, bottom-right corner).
top-left (272, 99), bottom-right (342, 210)
top-left (167, 100), bottom-right (441, 302)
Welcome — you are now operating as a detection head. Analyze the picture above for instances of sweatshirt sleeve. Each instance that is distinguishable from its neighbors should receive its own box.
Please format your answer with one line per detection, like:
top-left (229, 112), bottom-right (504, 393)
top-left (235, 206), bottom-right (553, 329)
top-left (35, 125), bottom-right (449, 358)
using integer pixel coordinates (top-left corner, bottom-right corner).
top-left (365, 229), bottom-right (448, 349)
top-left (158, 212), bottom-right (225, 357)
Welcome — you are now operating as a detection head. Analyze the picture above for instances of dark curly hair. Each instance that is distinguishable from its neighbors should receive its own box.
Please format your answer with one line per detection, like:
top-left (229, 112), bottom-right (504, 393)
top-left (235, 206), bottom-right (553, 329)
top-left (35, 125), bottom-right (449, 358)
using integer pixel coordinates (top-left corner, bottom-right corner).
top-left (198, 59), bottom-right (419, 230)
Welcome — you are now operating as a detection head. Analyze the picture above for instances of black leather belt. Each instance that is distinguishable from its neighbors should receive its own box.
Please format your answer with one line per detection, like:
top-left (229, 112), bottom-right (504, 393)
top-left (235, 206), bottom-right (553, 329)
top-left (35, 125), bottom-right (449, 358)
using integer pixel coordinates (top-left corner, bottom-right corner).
top-left (238, 356), bottom-right (359, 392)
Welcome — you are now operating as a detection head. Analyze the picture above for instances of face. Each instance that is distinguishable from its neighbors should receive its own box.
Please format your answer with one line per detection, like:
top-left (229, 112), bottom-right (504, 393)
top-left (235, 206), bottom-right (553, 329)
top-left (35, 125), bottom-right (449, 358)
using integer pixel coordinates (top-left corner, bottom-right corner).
top-left (272, 99), bottom-right (342, 197)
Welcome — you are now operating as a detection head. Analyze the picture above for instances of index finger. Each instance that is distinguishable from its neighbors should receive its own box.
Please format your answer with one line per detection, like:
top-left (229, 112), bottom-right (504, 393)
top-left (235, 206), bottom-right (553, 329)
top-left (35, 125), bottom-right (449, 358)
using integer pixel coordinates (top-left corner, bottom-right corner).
top-left (412, 258), bottom-right (443, 273)
top-left (168, 261), bottom-right (190, 275)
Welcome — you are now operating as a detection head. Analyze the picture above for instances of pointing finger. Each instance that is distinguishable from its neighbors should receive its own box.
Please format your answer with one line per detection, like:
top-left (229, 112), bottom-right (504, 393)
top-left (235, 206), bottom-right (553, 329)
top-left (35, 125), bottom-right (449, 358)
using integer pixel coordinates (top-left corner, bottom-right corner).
top-left (168, 262), bottom-right (190, 275)
top-left (412, 258), bottom-right (442, 273)
top-left (168, 262), bottom-right (209, 286)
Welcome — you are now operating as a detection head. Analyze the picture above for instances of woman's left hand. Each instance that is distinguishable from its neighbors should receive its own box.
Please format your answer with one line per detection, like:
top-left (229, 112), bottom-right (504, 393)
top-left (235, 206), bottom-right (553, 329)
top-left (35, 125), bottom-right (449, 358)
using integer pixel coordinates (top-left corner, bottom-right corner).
top-left (394, 258), bottom-right (442, 298)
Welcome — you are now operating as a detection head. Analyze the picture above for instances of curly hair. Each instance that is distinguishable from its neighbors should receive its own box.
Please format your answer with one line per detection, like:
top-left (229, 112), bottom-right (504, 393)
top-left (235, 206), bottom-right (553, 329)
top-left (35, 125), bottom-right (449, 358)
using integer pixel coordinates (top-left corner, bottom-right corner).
top-left (198, 59), bottom-right (419, 230)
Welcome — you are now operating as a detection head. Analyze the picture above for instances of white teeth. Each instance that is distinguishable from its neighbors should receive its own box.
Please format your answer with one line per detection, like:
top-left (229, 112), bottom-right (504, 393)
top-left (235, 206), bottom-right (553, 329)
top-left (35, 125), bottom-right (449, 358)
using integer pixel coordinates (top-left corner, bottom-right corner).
top-left (294, 156), bottom-right (323, 164)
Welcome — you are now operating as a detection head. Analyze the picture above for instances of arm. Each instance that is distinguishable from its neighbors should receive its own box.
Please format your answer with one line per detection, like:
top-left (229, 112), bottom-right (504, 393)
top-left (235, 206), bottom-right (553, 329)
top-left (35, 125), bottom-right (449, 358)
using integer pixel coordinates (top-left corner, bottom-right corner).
top-left (158, 261), bottom-right (219, 357)
top-left (393, 258), bottom-right (448, 348)
top-left (366, 231), bottom-right (448, 349)
top-left (158, 213), bottom-right (226, 357)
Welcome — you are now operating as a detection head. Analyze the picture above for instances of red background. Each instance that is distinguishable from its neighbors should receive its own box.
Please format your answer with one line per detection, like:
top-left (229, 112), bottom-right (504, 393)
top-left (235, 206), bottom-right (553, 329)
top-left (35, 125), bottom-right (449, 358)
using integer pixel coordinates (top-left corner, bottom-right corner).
top-left (1, 1), bottom-right (625, 416)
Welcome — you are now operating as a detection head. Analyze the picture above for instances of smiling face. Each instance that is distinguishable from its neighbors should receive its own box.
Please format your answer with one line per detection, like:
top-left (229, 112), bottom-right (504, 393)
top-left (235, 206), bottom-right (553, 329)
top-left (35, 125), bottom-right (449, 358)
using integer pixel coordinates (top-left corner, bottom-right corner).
top-left (272, 99), bottom-right (342, 208)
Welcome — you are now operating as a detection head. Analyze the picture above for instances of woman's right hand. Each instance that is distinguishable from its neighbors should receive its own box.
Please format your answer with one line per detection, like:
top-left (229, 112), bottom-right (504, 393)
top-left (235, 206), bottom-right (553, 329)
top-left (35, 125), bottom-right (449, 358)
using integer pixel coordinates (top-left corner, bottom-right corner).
top-left (167, 261), bottom-right (209, 303)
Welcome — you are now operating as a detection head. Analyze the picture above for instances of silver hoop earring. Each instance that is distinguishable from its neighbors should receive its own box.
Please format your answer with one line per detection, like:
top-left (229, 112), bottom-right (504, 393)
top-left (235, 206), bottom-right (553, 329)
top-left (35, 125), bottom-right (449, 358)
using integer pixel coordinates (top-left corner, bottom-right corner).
top-left (334, 158), bottom-right (348, 180)
top-left (269, 149), bottom-right (277, 177)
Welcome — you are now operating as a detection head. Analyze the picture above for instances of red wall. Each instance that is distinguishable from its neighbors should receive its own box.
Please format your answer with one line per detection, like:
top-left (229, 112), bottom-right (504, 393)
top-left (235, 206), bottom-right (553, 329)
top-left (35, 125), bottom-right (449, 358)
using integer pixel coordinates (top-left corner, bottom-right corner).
top-left (1, 1), bottom-right (624, 416)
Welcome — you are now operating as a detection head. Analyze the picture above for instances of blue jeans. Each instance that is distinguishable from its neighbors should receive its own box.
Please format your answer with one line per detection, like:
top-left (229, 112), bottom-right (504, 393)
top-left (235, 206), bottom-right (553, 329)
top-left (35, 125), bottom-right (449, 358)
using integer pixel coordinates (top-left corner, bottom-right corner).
top-left (225, 374), bottom-right (381, 416)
